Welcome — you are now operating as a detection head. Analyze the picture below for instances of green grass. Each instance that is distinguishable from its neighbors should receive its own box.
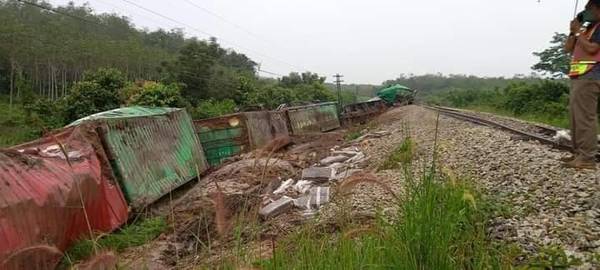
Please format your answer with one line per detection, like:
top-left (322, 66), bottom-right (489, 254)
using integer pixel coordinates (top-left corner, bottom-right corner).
top-left (61, 217), bottom-right (167, 266)
top-left (463, 105), bottom-right (570, 129)
top-left (344, 130), bottom-right (362, 141)
top-left (378, 137), bottom-right (415, 171)
top-left (0, 100), bottom-right (41, 147)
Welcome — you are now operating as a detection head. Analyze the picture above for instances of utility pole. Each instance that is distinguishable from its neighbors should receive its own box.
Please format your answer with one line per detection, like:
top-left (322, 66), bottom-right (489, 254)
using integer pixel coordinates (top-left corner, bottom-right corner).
top-left (333, 74), bottom-right (343, 115)
top-left (354, 85), bottom-right (359, 103)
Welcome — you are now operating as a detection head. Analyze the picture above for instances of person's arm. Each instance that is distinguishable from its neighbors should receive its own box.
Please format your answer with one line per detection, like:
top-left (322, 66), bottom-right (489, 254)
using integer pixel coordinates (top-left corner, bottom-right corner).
top-left (566, 19), bottom-right (581, 53)
top-left (566, 34), bottom-right (577, 53)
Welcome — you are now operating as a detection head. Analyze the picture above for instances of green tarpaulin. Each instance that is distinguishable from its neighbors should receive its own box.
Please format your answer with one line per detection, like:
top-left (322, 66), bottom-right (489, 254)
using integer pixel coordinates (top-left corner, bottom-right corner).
top-left (68, 106), bottom-right (181, 127)
top-left (376, 84), bottom-right (413, 104)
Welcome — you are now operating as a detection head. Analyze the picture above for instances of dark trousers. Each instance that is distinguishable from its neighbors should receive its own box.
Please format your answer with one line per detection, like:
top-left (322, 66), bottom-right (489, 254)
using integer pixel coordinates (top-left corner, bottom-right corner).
top-left (570, 79), bottom-right (600, 161)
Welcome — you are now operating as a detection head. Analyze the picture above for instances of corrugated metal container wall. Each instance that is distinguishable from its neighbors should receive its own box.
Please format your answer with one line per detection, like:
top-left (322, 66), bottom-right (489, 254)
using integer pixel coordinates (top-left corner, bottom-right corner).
top-left (244, 112), bottom-right (272, 148)
top-left (269, 111), bottom-right (291, 139)
top-left (71, 107), bottom-right (208, 209)
top-left (193, 114), bottom-right (249, 166)
top-left (286, 102), bottom-right (341, 135)
top-left (194, 111), bottom-right (291, 166)
top-left (341, 100), bottom-right (388, 125)
top-left (0, 125), bottom-right (128, 270)
top-left (244, 111), bottom-right (290, 148)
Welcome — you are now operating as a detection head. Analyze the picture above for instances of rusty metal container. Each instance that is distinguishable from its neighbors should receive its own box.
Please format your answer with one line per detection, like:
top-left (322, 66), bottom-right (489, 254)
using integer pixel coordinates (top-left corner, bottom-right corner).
top-left (194, 111), bottom-right (290, 166)
top-left (0, 125), bottom-right (129, 269)
top-left (69, 107), bottom-right (208, 209)
top-left (341, 99), bottom-right (388, 125)
top-left (286, 102), bottom-right (340, 135)
top-left (245, 111), bottom-right (290, 148)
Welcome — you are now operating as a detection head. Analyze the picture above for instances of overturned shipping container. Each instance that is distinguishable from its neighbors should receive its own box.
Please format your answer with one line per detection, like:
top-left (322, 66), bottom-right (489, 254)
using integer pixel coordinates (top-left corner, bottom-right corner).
top-left (70, 107), bottom-right (209, 209)
top-left (194, 111), bottom-right (290, 166)
top-left (340, 99), bottom-right (388, 125)
top-left (0, 125), bottom-right (129, 270)
top-left (286, 102), bottom-right (341, 135)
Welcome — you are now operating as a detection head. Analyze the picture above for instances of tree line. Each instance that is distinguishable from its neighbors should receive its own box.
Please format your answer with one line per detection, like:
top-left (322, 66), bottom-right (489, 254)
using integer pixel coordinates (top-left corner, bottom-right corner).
top-left (0, 0), bottom-right (350, 146)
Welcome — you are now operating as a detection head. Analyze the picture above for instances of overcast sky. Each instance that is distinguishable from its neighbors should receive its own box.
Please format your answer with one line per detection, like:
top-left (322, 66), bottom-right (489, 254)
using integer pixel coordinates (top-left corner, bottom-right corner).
top-left (51, 0), bottom-right (575, 84)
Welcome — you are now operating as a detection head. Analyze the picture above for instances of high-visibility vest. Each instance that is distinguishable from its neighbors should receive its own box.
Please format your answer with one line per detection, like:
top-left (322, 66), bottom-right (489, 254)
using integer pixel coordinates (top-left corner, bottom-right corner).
top-left (570, 23), bottom-right (600, 78)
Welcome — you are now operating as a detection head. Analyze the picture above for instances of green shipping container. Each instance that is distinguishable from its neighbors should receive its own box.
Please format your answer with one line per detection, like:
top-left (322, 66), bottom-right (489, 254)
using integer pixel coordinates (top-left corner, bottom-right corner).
top-left (193, 111), bottom-right (290, 166)
top-left (286, 102), bottom-right (341, 135)
top-left (194, 114), bottom-right (249, 167)
top-left (69, 107), bottom-right (209, 209)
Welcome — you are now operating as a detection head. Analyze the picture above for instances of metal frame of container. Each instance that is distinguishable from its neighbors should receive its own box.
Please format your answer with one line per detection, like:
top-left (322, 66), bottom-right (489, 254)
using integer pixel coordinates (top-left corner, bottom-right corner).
top-left (285, 102), bottom-right (341, 135)
top-left (71, 107), bottom-right (209, 210)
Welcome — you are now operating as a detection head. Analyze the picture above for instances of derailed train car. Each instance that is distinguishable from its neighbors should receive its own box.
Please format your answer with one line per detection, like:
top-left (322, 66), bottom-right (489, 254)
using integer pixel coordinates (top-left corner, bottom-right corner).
top-left (0, 125), bottom-right (129, 270)
top-left (285, 102), bottom-right (341, 135)
top-left (69, 107), bottom-right (209, 210)
top-left (340, 99), bottom-right (388, 125)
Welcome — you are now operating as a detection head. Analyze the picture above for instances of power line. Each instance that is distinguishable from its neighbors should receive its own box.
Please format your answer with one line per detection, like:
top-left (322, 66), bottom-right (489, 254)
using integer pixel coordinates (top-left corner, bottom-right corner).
top-left (16, 0), bottom-right (106, 27)
top-left (258, 69), bottom-right (284, 77)
top-left (119, 0), bottom-right (308, 72)
top-left (93, 0), bottom-right (175, 30)
top-left (180, 0), bottom-right (273, 46)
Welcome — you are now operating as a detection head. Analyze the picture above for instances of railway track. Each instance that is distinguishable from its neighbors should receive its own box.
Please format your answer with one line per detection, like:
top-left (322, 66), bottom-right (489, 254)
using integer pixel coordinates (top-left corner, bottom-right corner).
top-left (425, 106), bottom-right (573, 152)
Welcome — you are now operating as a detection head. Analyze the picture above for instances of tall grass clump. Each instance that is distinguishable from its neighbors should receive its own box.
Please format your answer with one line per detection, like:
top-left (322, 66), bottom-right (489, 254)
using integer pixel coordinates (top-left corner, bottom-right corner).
top-left (378, 136), bottom-right (415, 171)
top-left (61, 217), bottom-right (167, 266)
top-left (260, 154), bottom-right (511, 269)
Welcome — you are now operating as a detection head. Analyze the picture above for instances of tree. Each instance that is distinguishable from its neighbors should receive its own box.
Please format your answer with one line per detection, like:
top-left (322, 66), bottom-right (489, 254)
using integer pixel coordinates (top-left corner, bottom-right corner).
top-left (128, 81), bottom-right (187, 108)
top-left (63, 68), bottom-right (124, 121)
top-left (532, 33), bottom-right (570, 78)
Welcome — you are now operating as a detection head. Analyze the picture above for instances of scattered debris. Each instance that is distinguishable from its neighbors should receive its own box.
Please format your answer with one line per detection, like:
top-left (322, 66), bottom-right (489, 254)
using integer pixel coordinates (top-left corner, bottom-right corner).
top-left (346, 152), bottom-right (367, 164)
top-left (293, 180), bottom-right (313, 194)
top-left (553, 130), bottom-right (571, 145)
top-left (259, 196), bottom-right (294, 219)
top-left (353, 130), bottom-right (391, 142)
top-left (331, 150), bottom-right (361, 157)
top-left (302, 167), bottom-right (335, 181)
top-left (327, 162), bottom-right (346, 170)
top-left (293, 187), bottom-right (330, 210)
top-left (41, 145), bottom-right (83, 160)
top-left (211, 158), bottom-right (294, 180)
top-left (320, 155), bottom-right (350, 166)
top-left (333, 169), bottom-right (364, 181)
top-left (273, 179), bottom-right (294, 194)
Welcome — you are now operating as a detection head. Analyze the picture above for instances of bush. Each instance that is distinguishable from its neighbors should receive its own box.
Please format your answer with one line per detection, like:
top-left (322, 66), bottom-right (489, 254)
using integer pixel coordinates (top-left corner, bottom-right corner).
top-left (64, 81), bottom-right (120, 122)
top-left (192, 98), bottom-right (237, 119)
top-left (503, 81), bottom-right (568, 116)
top-left (25, 98), bottom-right (66, 129)
top-left (128, 81), bottom-right (187, 108)
top-left (82, 68), bottom-right (126, 93)
top-left (63, 68), bottom-right (125, 122)
top-left (242, 84), bottom-right (296, 110)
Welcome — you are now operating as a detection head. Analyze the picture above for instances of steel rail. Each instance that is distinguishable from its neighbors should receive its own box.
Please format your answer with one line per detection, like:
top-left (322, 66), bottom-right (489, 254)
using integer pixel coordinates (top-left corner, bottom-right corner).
top-left (425, 106), bottom-right (573, 151)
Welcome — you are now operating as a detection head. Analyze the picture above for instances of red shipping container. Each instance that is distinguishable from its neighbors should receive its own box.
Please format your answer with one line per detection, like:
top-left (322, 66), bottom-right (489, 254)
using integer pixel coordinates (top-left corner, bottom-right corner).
top-left (0, 125), bottom-right (129, 269)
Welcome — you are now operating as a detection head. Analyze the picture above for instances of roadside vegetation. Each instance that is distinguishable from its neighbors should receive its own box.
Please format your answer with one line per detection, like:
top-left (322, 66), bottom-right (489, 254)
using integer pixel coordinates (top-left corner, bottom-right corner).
top-left (61, 217), bottom-right (167, 268)
top-left (426, 80), bottom-right (571, 128)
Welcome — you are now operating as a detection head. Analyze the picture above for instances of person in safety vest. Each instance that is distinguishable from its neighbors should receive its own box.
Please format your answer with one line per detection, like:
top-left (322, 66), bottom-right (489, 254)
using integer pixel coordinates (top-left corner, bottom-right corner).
top-left (564, 0), bottom-right (600, 169)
